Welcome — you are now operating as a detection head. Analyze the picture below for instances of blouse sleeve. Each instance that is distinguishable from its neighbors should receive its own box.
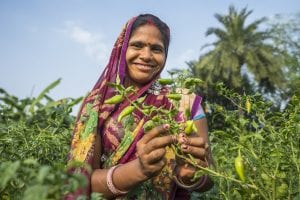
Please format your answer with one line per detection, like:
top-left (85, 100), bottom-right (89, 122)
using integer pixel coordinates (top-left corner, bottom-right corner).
top-left (177, 89), bottom-right (206, 121)
top-left (192, 104), bottom-right (206, 120)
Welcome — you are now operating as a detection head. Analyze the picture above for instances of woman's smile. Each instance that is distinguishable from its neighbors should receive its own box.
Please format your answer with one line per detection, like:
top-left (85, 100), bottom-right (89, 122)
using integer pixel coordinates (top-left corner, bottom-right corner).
top-left (133, 62), bottom-right (155, 71)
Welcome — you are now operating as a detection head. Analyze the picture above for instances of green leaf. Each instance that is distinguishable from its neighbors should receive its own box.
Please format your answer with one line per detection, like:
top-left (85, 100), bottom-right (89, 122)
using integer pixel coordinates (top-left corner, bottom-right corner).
top-left (107, 82), bottom-right (124, 91)
top-left (91, 192), bottom-right (105, 200)
top-left (37, 166), bottom-right (50, 183)
top-left (68, 97), bottom-right (84, 108)
top-left (23, 185), bottom-right (48, 200)
top-left (143, 120), bottom-right (155, 132)
top-left (0, 161), bottom-right (20, 189)
top-left (29, 78), bottom-right (61, 114)
top-left (125, 86), bottom-right (135, 94)
top-left (23, 158), bottom-right (39, 166)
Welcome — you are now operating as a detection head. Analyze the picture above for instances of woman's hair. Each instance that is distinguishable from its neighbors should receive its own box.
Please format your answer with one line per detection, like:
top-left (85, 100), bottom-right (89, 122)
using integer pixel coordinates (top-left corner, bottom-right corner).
top-left (131, 14), bottom-right (170, 54)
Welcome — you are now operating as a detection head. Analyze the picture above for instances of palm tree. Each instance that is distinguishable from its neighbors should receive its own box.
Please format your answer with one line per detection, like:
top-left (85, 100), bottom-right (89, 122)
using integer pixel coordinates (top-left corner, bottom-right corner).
top-left (189, 6), bottom-right (285, 98)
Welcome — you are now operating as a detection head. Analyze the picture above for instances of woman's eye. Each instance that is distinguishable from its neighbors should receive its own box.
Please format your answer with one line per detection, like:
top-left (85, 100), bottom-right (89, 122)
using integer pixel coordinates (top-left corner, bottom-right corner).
top-left (152, 46), bottom-right (164, 53)
top-left (131, 42), bottom-right (143, 49)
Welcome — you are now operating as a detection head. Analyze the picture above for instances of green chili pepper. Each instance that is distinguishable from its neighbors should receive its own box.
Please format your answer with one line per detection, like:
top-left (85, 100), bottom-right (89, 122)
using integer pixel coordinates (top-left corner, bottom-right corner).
top-left (184, 120), bottom-right (194, 135)
top-left (117, 106), bottom-right (135, 122)
top-left (235, 150), bottom-right (246, 182)
top-left (246, 98), bottom-right (251, 114)
top-left (166, 93), bottom-right (182, 101)
top-left (158, 78), bottom-right (174, 85)
top-left (104, 95), bottom-right (123, 104)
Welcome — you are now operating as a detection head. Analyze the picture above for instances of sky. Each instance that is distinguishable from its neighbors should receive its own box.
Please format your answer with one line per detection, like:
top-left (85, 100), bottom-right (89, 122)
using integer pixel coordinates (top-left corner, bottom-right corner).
top-left (1, 0), bottom-right (299, 107)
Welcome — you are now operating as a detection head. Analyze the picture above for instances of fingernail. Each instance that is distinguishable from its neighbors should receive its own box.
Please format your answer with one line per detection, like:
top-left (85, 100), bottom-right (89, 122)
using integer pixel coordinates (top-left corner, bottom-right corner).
top-left (181, 144), bottom-right (188, 149)
top-left (163, 124), bottom-right (170, 130)
top-left (179, 133), bottom-right (185, 137)
top-left (178, 138), bottom-right (184, 143)
top-left (179, 137), bottom-right (187, 144)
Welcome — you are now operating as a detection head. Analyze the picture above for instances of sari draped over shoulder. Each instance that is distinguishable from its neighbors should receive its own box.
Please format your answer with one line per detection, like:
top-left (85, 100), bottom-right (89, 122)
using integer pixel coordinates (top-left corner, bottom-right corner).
top-left (66, 16), bottom-right (203, 200)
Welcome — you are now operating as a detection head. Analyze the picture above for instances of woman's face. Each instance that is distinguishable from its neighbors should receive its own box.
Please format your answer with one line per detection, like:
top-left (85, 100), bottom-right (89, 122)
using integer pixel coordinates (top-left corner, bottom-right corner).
top-left (125, 24), bottom-right (166, 88)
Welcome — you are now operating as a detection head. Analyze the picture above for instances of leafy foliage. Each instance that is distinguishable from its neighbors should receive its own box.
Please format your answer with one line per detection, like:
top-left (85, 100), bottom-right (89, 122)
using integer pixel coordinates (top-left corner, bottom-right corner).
top-left (189, 5), bottom-right (286, 105)
top-left (186, 11), bottom-right (300, 198)
top-left (0, 80), bottom-right (104, 200)
top-left (193, 83), bottom-right (300, 199)
top-left (267, 13), bottom-right (300, 98)
top-left (1, 78), bottom-right (299, 199)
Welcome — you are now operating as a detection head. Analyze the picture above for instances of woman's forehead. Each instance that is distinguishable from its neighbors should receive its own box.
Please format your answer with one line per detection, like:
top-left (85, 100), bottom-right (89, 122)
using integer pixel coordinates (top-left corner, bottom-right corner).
top-left (129, 25), bottom-right (164, 44)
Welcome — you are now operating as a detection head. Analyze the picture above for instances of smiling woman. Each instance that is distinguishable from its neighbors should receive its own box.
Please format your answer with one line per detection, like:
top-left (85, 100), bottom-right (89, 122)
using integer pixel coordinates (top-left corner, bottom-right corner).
top-left (66, 14), bottom-right (213, 200)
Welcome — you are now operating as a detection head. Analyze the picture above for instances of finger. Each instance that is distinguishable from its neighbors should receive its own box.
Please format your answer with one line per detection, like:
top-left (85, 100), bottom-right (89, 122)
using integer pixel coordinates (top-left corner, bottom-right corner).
top-left (178, 134), bottom-right (205, 147)
top-left (152, 158), bottom-right (167, 176)
top-left (140, 124), bottom-right (170, 144)
top-left (144, 135), bottom-right (173, 154)
top-left (146, 148), bottom-right (166, 164)
top-left (181, 145), bottom-right (206, 159)
top-left (140, 157), bottom-right (167, 178)
top-left (171, 135), bottom-right (178, 144)
top-left (188, 136), bottom-right (205, 147)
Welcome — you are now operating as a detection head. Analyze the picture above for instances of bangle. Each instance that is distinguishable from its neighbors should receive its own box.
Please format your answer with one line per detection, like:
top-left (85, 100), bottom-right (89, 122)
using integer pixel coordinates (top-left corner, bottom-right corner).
top-left (106, 164), bottom-right (129, 195)
top-left (173, 174), bottom-right (207, 191)
top-left (172, 164), bottom-right (208, 191)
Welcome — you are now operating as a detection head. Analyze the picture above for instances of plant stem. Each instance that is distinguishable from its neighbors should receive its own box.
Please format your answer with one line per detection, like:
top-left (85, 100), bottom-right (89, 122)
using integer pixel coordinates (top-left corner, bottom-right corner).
top-left (290, 140), bottom-right (300, 198)
top-left (249, 179), bottom-right (270, 200)
top-left (170, 145), bottom-right (259, 190)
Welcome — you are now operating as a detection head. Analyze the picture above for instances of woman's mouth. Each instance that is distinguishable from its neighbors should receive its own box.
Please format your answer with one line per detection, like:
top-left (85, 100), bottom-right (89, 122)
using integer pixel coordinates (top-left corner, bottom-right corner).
top-left (133, 63), bottom-right (155, 71)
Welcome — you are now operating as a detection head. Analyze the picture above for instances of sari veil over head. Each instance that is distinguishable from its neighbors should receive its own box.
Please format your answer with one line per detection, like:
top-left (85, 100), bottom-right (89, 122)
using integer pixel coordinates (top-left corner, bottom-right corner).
top-left (66, 16), bottom-right (138, 198)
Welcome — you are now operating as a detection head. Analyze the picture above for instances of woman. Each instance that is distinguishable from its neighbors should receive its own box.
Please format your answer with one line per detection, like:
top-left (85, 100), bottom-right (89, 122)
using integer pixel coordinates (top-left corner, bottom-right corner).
top-left (67, 14), bottom-right (213, 199)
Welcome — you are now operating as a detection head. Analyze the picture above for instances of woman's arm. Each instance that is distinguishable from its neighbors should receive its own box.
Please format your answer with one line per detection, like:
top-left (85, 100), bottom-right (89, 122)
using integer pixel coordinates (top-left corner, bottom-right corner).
top-left (91, 160), bottom-right (148, 199)
top-left (91, 124), bottom-right (174, 199)
top-left (194, 117), bottom-right (213, 166)
top-left (91, 132), bottom-right (147, 199)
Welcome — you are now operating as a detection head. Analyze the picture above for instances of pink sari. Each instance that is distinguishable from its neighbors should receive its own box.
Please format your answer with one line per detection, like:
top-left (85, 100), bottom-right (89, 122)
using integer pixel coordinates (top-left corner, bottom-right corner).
top-left (66, 16), bottom-right (203, 200)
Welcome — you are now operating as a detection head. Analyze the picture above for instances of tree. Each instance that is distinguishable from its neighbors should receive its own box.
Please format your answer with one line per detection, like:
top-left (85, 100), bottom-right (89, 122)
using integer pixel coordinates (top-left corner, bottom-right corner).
top-left (189, 6), bottom-right (285, 104)
top-left (267, 13), bottom-right (300, 98)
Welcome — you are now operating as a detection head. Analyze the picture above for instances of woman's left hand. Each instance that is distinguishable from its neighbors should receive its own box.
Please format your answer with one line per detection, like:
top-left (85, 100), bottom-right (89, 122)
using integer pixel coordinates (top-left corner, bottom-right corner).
top-left (176, 133), bottom-right (209, 183)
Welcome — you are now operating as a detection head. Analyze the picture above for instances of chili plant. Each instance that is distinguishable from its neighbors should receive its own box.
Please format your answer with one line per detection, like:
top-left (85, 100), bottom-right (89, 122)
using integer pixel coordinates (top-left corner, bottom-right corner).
top-left (0, 80), bottom-right (103, 200)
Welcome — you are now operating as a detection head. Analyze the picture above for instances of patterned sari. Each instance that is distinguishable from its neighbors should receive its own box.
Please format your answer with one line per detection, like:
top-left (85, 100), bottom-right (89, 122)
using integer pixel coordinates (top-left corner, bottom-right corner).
top-left (66, 16), bottom-right (203, 200)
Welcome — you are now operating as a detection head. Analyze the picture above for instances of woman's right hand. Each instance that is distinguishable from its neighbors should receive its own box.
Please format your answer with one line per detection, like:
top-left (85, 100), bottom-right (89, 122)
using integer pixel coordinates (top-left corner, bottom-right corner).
top-left (136, 124), bottom-right (173, 178)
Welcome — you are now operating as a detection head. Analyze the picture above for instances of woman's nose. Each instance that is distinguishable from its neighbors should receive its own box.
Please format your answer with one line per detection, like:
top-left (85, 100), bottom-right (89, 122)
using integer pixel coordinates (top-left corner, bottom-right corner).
top-left (140, 47), bottom-right (152, 61)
